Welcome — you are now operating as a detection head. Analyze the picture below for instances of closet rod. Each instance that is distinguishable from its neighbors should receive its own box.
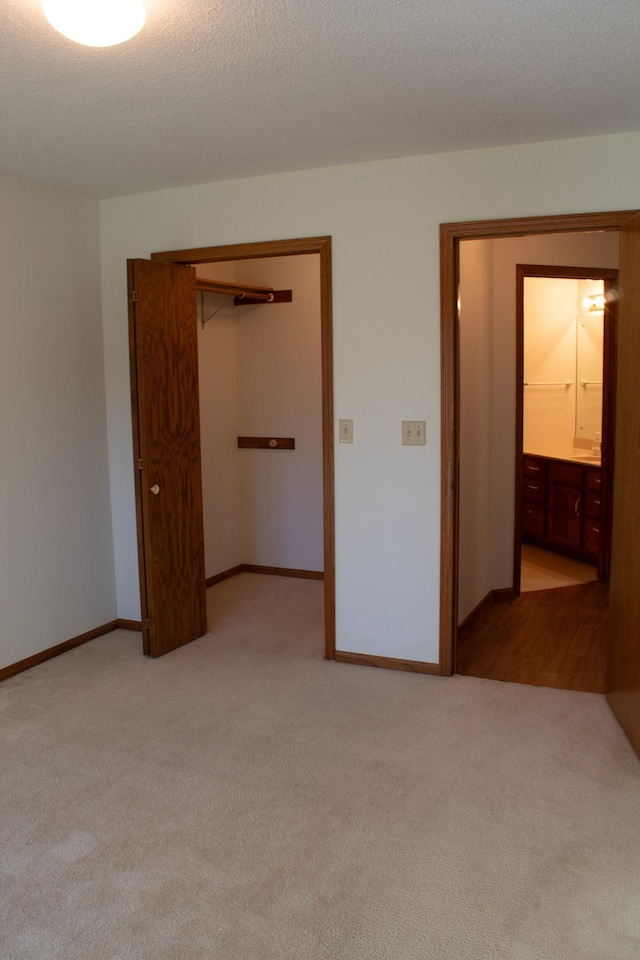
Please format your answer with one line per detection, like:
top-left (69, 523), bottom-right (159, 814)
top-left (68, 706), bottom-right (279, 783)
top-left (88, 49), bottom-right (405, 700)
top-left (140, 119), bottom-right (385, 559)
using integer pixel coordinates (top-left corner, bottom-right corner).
top-left (196, 277), bottom-right (274, 302)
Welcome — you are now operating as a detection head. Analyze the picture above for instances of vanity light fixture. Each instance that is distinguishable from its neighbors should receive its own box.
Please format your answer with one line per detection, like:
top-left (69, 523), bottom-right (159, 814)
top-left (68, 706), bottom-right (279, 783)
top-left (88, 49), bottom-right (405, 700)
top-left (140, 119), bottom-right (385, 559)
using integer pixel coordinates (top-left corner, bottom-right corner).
top-left (42, 0), bottom-right (147, 47)
top-left (582, 293), bottom-right (606, 313)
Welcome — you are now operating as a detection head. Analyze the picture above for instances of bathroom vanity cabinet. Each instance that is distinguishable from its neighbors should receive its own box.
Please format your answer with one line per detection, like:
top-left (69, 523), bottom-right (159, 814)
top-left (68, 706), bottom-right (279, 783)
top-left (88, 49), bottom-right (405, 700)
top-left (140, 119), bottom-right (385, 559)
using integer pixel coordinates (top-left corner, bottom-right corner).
top-left (522, 454), bottom-right (601, 562)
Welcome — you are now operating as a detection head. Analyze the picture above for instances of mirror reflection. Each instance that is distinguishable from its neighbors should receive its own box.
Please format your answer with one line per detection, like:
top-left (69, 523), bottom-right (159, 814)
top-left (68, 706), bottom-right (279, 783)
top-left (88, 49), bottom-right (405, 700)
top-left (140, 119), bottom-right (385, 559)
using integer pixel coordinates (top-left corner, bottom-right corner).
top-left (523, 276), bottom-right (603, 458)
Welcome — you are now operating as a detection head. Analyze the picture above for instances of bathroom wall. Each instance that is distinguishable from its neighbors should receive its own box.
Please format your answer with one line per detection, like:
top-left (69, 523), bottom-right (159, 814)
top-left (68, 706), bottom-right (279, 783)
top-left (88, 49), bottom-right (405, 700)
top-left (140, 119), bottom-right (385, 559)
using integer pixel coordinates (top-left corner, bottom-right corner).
top-left (522, 277), bottom-right (606, 453)
top-left (522, 277), bottom-right (580, 454)
top-left (575, 280), bottom-right (605, 442)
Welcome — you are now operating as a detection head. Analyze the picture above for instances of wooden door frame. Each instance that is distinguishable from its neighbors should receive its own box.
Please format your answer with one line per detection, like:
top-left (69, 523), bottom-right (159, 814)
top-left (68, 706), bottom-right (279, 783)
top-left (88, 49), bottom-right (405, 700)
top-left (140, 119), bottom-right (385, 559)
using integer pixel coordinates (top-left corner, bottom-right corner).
top-left (513, 263), bottom-right (618, 591)
top-left (151, 236), bottom-right (336, 660)
top-left (440, 211), bottom-right (638, 676)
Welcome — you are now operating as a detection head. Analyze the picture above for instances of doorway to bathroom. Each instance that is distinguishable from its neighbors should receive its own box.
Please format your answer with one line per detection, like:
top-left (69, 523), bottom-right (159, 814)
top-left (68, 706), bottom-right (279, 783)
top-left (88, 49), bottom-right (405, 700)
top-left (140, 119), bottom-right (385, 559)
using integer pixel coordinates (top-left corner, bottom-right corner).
top-left (453, 234), bottom-right (617, 692)
top-left (438, 209), bottom-right (640, 753)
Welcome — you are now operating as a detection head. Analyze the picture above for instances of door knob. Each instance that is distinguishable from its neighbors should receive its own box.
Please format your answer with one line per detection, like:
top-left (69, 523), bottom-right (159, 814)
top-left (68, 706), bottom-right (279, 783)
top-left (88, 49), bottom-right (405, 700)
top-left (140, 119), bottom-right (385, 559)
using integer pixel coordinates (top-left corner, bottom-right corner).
top-left (150, 484), bottom-right (160, 495)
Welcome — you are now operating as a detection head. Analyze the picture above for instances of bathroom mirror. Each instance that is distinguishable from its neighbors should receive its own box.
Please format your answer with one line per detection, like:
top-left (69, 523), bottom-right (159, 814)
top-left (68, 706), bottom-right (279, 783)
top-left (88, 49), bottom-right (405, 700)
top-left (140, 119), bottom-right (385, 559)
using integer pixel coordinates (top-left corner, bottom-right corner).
top-left (523, 276), bottom-right (604, 453)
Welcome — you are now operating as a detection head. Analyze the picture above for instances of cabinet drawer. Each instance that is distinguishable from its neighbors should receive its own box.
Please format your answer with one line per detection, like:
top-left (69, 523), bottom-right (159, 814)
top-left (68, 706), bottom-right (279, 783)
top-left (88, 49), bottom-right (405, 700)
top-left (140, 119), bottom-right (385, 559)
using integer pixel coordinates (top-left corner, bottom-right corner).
top-left (584, 520), bottom-right (600, 556)
top-left (585, 489), bottom-right (602, 518)
top-left (522, 502), bottom-right (545, 537)
top-left (523, 479), bottom-right (545, 504)
top-left (586, 468), bottom-right (602, 491)
top-left (548, 460), bottom-right (583, 487)
top-left (523, 456), bottom-right (546, 479)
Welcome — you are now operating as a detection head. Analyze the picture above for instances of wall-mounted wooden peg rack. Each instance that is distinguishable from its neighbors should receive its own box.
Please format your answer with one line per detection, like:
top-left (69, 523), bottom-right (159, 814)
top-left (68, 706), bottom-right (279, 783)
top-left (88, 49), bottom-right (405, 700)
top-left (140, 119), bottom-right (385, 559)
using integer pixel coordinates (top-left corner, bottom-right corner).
top-left (237, 437), bottom-right (295, 450)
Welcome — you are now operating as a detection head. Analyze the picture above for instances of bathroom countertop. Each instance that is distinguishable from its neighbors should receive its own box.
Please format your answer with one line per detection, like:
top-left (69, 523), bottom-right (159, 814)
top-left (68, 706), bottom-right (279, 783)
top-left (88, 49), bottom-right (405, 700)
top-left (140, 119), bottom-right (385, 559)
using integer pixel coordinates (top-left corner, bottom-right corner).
top-left (524, 447), bottom-right (601, 467)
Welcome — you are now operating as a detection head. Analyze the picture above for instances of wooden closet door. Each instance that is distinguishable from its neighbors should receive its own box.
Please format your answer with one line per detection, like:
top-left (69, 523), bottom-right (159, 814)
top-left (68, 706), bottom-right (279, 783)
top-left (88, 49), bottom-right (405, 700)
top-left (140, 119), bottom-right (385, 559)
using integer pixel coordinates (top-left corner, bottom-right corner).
top-left (128, 258), bottom-right (207, 657)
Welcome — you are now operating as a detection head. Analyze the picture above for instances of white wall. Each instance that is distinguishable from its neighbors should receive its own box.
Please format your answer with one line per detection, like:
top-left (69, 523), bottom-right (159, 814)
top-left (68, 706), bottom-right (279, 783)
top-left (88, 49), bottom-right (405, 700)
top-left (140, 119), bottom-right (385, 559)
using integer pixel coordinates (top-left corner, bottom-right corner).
top-left (235, 255), bottom-right (323, 571)
top-left (196, 261), bottom-right (243, 577)
top-left (99, 130), bottom-right (640, 664)
top-left (523, 277), bottom-right (580, 453)
top-left (0, 173), bottom-right (116, 671)
top-left (458, 230), bottom-right (619, 619)
top-left (458, 240), bottom-right (494, 623)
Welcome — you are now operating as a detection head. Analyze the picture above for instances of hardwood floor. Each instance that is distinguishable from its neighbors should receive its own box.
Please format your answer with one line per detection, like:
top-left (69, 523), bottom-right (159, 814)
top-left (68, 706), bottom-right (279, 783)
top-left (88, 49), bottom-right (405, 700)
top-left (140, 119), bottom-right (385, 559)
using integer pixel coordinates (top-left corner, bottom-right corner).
top-left (456, 582), bottom-right (608, 693)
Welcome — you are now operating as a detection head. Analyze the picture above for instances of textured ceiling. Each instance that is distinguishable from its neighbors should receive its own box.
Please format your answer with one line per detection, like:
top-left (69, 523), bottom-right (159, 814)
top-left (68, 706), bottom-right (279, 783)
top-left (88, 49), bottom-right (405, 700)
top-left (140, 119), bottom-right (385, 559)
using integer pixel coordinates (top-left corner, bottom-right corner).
top-left (2, 0), bottom-right (640, 198)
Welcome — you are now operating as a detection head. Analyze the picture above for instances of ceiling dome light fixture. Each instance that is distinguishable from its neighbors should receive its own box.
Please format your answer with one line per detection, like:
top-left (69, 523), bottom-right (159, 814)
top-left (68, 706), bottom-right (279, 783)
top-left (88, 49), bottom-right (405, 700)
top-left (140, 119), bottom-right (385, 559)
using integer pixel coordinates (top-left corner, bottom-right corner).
top-left (42, 0), bottom-right (147, 47)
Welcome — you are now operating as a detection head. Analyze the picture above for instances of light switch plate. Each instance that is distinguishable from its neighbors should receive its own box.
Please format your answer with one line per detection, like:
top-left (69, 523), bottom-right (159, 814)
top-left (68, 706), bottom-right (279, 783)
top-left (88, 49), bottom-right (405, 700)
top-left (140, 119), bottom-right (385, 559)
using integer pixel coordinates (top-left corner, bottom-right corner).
top-left (402, 420), bottom-right (426, 445)
top-left (339, 419), bottom-right (353, 443)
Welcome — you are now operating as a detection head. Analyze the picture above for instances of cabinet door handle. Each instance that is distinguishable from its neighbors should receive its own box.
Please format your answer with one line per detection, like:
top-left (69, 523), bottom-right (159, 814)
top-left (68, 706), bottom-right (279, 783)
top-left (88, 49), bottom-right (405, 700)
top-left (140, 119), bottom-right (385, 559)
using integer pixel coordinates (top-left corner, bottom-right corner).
top-left (574, 496), bottom-right (581, 515)
top-left (592, 526), bottom-right (600, 534)
top-left (527, 484), bottom-right (540, 490)
top-left (528, 466), bottom-right (541, 472)
top-left (594, 498), bottom-right (601, 506)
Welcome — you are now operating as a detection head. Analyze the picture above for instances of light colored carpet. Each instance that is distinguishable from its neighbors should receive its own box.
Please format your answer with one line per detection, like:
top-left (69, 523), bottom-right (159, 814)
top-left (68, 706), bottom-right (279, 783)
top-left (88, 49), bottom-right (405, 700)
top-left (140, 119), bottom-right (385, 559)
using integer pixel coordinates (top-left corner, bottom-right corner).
top-left (520, 544), bottom-right (598, 592)
top-left (1, 573), bottom-right (639, 960)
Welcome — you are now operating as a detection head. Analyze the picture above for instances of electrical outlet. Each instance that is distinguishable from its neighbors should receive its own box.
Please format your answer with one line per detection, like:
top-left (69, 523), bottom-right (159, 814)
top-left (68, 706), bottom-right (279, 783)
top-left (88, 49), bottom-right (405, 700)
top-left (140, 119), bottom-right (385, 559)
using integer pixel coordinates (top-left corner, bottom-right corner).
top-left (339, 419), bottom-right (353, 443)
top-left (402, 420), bottom-right (426, 446)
